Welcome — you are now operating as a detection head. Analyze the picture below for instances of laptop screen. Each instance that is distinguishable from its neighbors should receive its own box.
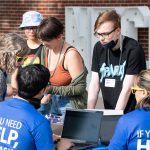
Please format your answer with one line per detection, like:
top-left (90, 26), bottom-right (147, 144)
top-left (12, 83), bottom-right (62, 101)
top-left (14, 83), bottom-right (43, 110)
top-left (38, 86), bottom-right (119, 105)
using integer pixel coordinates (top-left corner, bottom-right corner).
top-left (62, 109), bottom-right (103, 143)
top-left (100, 115), bottom-right (122, 145)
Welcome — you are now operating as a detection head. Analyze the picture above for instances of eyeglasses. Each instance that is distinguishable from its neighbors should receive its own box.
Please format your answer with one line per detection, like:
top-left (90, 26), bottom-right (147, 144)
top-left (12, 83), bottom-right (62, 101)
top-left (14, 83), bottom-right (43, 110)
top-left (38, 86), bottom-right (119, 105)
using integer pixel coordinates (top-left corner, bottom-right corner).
top-left (24, 26), bottom-right (37, 31)
top-left (94, 27), bottom-right (118, 39)
top-left (16, 56), bottom-right (27, 62)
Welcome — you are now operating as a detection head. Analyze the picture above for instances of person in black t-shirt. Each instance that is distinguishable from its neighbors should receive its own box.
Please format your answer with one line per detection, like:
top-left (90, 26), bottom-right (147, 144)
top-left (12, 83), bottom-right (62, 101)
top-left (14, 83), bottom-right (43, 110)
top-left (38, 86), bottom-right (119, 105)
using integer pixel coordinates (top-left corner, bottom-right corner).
top-left (19, 11), bottom-right (45, 67)
top-left (87, 10), bottom-right (146, 113)
top-left (19, 11), bottom-right (51, 115)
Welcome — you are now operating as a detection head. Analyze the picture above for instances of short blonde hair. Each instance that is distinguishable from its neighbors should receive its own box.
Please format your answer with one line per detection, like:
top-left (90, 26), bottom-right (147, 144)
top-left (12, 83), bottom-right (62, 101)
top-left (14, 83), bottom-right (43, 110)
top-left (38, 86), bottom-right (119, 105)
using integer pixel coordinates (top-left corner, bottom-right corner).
top-left (0, 33), bottom-right (28, 74)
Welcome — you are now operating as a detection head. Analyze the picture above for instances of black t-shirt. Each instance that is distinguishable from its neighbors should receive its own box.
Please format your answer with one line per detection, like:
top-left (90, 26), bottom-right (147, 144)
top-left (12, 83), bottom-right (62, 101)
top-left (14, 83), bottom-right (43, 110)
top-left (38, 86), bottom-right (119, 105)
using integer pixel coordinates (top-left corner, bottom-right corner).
top-left (28, 44), bottom-right (43, 62)
top-left (92, 36), bottom-right (146, 113)
top-left (23, 44), bottom-right (43, 67)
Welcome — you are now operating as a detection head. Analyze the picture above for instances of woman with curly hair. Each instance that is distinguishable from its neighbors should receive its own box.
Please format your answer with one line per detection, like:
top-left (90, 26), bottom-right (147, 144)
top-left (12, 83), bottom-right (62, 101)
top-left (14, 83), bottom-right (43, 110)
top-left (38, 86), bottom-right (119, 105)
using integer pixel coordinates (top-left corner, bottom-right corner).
top-left (0, 33), bottom-right (28, 101)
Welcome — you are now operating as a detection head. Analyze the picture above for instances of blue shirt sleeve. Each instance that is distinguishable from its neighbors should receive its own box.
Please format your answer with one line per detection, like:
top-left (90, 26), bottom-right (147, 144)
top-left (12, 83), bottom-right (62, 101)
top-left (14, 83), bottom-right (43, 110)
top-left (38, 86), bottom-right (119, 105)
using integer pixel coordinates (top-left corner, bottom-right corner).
top-left (32, 120), bottom-right (54, 150)
top-left (108, 117), bottom-right (128, 150)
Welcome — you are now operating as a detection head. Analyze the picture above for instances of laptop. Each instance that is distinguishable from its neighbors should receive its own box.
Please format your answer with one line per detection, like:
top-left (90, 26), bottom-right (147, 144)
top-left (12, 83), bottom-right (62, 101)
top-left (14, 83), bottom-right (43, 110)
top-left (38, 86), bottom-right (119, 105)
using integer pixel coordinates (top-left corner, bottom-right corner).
top-left (99, 115), bottom-right (122, 146)
top-left (61, 109), bottom-right (103, 150)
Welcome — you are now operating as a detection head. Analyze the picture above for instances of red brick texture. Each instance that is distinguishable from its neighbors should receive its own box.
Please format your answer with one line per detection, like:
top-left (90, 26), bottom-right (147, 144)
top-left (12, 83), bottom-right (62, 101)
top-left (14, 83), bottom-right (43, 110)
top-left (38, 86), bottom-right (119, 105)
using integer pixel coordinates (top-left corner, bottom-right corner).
top-left (0, 0), bottom-right (149, 59)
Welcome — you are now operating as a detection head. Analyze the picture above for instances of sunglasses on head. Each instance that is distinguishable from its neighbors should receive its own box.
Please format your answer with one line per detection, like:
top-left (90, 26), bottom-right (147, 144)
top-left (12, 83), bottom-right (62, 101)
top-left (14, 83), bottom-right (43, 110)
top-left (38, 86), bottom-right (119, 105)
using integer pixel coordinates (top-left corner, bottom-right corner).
top-left (16, 56), bottom-right (27, 62)
top-left (131, 86), bottom-right (150, 94)
top-left (131, 86), bottom-right (144, 94)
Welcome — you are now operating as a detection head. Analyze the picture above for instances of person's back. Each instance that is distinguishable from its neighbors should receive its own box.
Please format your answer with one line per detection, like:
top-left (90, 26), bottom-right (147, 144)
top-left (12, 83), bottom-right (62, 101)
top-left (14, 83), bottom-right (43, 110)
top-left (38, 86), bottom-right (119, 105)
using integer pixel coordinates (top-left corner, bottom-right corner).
top-left (127, 109), bottom-right (150, 149)
top-left (0, 64), bottom-right (54, 150)
top-left (0, 97), bottom-right (53, 150)
top-left (109, 108), bottom-right (150, 150)
top-left (109, 69), bottom-right (150, 150)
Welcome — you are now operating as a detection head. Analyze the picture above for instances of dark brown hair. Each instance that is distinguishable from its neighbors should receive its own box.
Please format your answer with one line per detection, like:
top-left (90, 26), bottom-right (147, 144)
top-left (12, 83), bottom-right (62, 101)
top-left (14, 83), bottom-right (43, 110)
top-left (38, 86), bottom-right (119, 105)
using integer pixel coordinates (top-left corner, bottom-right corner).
top-left (38, 17), bottom-right (64, 41)
top-left (94, 10), bottom-right (121, 32)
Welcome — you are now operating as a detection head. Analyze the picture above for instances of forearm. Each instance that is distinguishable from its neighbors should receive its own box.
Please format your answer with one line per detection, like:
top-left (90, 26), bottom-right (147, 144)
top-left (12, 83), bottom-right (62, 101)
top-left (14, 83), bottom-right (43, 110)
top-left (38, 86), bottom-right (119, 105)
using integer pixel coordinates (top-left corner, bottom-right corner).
top-left (115, 90), bottom-right (131, 110)
top-left (87, 84), bottom-right (100, 109)
top-left (50, 83), bottom-right (86, 96)
top-left (87, 93), bottom-right (99, 109)
top-left (87, 72), bottom-right (100, 109)
top-left (115, 75), bottom-right (135, 110)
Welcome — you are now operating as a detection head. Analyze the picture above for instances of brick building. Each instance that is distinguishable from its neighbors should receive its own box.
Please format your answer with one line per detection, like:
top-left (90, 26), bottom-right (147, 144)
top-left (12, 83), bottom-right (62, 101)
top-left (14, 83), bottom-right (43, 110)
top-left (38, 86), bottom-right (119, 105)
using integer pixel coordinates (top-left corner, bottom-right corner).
top-left (0, 0), bottom-right (149, 60)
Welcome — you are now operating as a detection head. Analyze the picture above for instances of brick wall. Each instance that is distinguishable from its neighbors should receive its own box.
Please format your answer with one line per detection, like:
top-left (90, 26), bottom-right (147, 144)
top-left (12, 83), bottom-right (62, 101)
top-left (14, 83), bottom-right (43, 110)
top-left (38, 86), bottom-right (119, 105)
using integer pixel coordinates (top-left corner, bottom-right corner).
top-left (0, 0), bottom-right (149, 59)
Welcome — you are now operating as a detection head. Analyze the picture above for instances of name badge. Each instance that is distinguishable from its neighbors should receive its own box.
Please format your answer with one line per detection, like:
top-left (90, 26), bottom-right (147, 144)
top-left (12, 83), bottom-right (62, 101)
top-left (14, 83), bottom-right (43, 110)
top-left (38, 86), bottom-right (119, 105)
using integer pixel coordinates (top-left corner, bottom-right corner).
top-left (105, 79), bottom-right (116, 87)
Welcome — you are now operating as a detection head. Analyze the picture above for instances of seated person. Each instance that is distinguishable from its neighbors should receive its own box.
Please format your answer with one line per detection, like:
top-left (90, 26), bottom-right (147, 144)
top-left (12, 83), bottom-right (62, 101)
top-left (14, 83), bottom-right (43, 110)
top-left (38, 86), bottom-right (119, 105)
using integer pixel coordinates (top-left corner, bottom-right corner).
top-left (108, 69), bottom-right (150, 150)
top-left (0, 64), bottom-right (74, 150)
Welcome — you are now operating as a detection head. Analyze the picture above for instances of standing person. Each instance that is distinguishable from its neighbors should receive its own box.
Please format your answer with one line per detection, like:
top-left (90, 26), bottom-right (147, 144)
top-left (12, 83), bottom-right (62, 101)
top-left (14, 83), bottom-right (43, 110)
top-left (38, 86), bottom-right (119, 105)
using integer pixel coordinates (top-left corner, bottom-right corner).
top-left (19, 10), bottom-right (51, 115)
top-left (19, 10), bottom-right (45, 66)
top-left (38, 17), bottom-right (88, 117)
top-left (87, 10), bottom-right (146, 113)
top-left (0, 33), bottom-right (29, 100)
top-left (109, 69), bottom-right (150, 150)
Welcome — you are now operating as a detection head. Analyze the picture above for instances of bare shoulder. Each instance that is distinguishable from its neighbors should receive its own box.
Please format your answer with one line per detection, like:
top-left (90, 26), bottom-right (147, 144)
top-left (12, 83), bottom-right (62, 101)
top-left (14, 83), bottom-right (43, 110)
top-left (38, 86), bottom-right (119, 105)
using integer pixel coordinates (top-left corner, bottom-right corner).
top-left (65, 47), bottom-right (82, 60)
top-left (64, 46), bottom-right (84, 73)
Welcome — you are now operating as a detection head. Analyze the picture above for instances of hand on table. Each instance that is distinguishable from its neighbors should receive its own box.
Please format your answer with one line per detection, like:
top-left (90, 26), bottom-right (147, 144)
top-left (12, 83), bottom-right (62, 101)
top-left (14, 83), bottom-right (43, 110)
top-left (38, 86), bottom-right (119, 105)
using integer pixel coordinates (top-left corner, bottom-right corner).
top-left (57, 138), bottom-right (75, 150)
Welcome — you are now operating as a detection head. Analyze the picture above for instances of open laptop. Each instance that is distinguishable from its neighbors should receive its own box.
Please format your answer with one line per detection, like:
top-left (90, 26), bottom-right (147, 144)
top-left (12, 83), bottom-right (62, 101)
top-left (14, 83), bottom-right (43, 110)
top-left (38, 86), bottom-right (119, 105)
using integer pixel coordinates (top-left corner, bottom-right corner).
top-left (61, 109), bottom-right (103, 150)
top-left (99, 115), bottom-right (122, 146)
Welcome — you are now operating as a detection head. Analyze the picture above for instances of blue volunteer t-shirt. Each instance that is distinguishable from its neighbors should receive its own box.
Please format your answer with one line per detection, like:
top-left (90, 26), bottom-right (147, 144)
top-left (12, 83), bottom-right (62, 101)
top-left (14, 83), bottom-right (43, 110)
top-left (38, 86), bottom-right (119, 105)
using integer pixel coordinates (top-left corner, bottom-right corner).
top-left (108, 108), bottom-right (150, 150)
top-left (0, 98), bottom-right (54, 150)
